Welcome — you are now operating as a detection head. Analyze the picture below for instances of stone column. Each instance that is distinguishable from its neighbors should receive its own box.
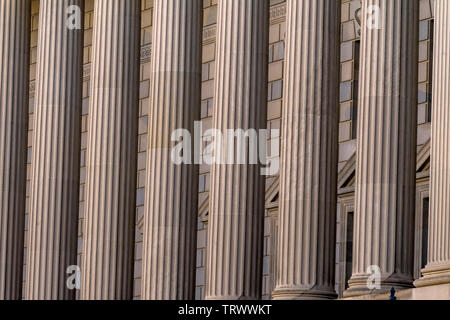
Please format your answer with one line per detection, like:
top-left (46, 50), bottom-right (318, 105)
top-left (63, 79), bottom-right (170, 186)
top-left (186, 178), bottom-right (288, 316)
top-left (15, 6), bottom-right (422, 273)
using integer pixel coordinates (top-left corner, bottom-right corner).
top-left (81, 0), bottom-right (140, 300)
top-left (415, 0), bottom-right (450, 288)
top-left (205, 0), bottom-right (268, 300)
top-left (345, 0), bottom-right (419, 297)
top-left (272, 0), bottom-right (340, 300)
top-left (141, 0), bottom-right (202, 300)
top-left (25, 0), bottom-right (84, 300)
top-left (0, 0), bottom-right (30, 300)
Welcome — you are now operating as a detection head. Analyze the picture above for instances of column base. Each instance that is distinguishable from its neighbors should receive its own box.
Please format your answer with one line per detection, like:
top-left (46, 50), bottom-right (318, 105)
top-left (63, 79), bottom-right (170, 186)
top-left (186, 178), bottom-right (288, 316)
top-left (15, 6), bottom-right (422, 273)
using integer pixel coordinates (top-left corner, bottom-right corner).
top-left (344, 274), bottom-right (414, 298)
top-left (272, 287), bottom-right (337, 300)
top-left (414, 262), bottom-right (450, 288)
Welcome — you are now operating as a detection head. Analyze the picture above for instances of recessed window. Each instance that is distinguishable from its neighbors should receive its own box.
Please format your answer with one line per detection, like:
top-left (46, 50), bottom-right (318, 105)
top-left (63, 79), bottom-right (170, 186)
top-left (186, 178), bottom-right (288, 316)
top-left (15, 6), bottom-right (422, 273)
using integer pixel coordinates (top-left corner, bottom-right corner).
top-left (352, 41), bottom-right (360, 140)
top-left (345, 212), bottom-right (354, 289)
top-left (421, 198), bottom-right (429, 270)
top-left (428, 20), bottom-right (434, 122)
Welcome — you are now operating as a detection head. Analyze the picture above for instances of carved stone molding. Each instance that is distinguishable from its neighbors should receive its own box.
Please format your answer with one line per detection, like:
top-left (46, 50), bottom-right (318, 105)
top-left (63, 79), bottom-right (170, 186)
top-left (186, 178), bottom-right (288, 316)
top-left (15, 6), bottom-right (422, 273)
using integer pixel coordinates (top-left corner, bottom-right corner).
top-left (202, 25), bottom-right (216, 45)
top-left (29, 43), bottom-right (153, 95)
top-left (270, 3), bottom-right (286, 24)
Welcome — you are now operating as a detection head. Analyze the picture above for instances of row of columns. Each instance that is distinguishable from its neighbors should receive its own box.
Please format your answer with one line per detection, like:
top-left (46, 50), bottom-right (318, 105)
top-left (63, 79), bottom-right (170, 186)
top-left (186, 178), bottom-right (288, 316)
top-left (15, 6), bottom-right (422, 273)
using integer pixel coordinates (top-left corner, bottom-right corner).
top-left (0, 0), bottom-right (450, 300)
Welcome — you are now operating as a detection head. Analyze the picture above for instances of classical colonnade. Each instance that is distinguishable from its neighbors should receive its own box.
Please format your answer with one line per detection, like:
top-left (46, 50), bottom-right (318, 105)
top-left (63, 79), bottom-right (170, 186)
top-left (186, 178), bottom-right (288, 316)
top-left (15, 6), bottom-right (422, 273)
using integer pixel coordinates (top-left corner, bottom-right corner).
top-left (0, 0), bottom-right (449, 300)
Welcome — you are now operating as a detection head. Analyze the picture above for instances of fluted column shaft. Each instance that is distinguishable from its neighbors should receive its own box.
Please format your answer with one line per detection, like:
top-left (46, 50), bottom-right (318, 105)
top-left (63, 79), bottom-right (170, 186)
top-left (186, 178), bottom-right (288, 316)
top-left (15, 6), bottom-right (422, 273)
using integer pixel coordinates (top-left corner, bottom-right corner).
top-left (142, 0), bottom-right (202, 300)
top-left (205, 0), bottom-right (268, 300)
top-left (0, 0), bottom-right (30, 300)
top-left (272, 0), bottom-right (340, 300)
top-left (346, 0), bottom-right (419, 297)
top-left (415, 0), bottom-right (450, 288)
top-left (81, 0), bottom-right (140, 300)
top-left (25, 0), bottom-right (84, 300)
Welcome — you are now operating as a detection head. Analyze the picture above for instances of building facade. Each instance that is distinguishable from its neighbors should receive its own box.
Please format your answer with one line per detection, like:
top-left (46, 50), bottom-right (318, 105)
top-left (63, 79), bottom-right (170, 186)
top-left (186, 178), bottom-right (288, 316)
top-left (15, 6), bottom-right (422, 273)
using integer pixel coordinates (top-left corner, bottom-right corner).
top-left (0, 0), bottom-right (449, 300)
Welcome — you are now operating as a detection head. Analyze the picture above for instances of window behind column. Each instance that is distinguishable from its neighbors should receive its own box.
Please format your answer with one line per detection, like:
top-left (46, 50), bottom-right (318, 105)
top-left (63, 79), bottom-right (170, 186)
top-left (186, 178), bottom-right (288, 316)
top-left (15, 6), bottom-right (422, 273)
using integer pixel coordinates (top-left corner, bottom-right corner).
top-left (421, 198), bottom-right (429, 270)
top-left (345, 212), bottom-right (354, 290)
top-left (418, 18), bottom-right (434, 125)
top-left (338, 0), bottom-right (361, 174)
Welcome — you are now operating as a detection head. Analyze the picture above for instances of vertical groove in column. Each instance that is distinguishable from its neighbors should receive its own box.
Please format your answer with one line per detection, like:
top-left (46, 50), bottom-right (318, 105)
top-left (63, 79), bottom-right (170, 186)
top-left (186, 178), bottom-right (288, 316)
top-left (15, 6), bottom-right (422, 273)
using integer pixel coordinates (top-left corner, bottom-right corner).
top-left (0, 0), bottom-right (30, 300)
top-left (81, 0), bottom-right (141, 300)
top-left (141, 0), bottom-right (202, 300)
top-left (346, 0), bottom-right (419, 297)
top-left (272, 0), bottom-right (340, 300)
top-left (25, 0), bottom-right (84, 300)
top-left (415, 0), bottom-right (450, 288)
top-left (205, 0), bottom-right (268, 300)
